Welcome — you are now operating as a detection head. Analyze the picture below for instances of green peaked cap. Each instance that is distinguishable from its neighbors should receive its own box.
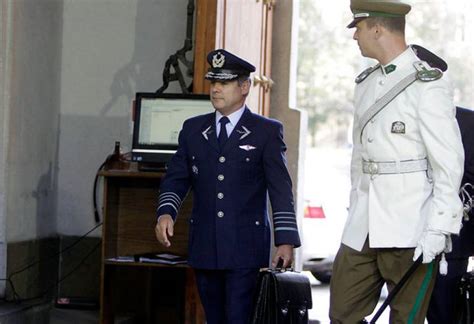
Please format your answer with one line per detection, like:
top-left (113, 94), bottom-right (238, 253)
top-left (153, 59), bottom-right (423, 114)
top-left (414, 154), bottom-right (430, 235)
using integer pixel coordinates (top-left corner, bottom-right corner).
top-left (347, 0), bottom-right (411, 28)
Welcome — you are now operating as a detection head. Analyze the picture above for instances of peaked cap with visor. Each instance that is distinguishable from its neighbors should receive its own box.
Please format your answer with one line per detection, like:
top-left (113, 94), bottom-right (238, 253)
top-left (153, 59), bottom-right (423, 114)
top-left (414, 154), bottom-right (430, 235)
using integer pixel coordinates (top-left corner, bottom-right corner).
top-left (205, 49), bottom-right (256, 82)
top-left (347, 0), bottom-right (411, 28)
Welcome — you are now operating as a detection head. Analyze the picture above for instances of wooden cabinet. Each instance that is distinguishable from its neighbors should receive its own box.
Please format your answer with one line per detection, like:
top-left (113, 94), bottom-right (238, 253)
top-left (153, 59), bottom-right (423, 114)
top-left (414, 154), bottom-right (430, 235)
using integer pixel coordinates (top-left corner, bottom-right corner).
top-left (193, 0), bottom-right (274, 116)
top-left (99, 166), bottom-right (204, 324)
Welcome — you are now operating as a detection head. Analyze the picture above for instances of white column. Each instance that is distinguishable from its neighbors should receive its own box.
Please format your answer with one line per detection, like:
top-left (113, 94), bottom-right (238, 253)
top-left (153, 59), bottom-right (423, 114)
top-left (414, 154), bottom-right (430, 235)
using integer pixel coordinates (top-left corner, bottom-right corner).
top-left (0, 0), bottom-right (14, 297)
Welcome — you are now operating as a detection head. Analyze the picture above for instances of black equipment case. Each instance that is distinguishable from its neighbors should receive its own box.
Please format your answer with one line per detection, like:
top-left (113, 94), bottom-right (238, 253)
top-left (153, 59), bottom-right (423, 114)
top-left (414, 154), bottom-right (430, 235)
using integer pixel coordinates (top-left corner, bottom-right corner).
top-left (251, 267), bottom-right (312, 324)
top-left (454, 270), bottom-right (474, 323)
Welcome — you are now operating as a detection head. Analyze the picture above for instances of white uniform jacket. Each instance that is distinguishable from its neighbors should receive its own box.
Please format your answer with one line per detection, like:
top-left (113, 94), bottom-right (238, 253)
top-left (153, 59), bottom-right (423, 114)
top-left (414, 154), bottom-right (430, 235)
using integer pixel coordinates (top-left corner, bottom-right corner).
top-left (342, 47), bottom-right (465, 251)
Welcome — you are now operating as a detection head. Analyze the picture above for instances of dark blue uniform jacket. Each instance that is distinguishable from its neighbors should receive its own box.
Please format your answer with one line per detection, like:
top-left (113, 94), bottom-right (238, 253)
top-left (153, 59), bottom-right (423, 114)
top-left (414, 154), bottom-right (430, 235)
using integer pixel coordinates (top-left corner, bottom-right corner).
top-left (157, 107), bottom-right (301, 269)
top-left (449, 107), bottom-right (474, 259)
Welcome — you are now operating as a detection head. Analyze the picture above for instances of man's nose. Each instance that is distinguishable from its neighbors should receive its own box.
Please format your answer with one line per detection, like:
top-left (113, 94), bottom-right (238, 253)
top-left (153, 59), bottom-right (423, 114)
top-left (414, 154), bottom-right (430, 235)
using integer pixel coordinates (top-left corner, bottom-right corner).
top-left (212, 84), bottom-right (222, 92)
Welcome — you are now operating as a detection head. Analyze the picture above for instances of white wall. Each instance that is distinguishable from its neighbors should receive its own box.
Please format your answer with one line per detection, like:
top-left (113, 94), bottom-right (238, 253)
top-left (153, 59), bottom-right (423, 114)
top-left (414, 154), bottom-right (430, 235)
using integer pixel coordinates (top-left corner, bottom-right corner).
top-left (0, 0), bottom-right (10, 295)
top-left (0, 0), bottom-right (191, 240)
top-left (57, 0), bottom-right (190, 235)
top-left (0, 0), bottom-right (196, 298)
top-left (3, 0), bottom-right (63, 242)
top-left (0, 0), bottom-right (63, 296)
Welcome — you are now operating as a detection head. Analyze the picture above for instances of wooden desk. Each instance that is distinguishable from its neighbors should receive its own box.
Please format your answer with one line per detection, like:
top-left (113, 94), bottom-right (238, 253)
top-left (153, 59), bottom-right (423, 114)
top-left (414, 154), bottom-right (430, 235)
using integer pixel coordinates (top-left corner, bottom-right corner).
top-left (99, 165), bottom-right (204, 323)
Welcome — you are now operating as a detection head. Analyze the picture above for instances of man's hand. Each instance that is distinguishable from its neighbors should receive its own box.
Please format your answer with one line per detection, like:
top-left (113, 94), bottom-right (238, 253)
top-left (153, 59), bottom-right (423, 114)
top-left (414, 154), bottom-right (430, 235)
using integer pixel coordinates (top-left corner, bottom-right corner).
top-left (413, 230), bottom-right (451, 263)
top-left (271, 244), bottom-right (294, 268)
top-left (154, 214), bottom-right (174, 247)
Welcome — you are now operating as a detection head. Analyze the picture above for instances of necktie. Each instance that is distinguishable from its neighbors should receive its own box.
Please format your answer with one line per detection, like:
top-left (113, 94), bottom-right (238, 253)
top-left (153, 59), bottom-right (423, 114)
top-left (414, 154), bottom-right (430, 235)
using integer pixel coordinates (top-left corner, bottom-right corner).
top-left (218, 116), bottom-right (230, 149)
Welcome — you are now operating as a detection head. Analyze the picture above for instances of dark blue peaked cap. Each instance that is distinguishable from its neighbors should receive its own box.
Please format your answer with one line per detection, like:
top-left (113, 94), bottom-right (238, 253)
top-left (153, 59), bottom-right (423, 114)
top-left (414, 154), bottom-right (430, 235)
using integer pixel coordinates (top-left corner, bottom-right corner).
top-left (205, 49), bottom-right (256, 81)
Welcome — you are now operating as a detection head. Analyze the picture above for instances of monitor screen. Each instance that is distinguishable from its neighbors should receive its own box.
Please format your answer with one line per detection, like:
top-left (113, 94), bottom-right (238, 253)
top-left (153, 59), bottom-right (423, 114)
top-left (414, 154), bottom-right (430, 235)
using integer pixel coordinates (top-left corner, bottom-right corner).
top-left (132, 93), bottom-right (214, 165)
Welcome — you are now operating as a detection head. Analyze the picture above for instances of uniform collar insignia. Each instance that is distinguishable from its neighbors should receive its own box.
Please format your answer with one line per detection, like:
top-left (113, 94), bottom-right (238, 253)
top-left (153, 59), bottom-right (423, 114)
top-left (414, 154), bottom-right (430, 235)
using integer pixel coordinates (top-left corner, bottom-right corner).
top-left (236, 126), bottom-right (251, 140)
top-left (384, 64), bottom-right (397, 74)
top-left (201, 125), bottom-right (213, 140)
top-left (212, 52), bottom-right (225, 68)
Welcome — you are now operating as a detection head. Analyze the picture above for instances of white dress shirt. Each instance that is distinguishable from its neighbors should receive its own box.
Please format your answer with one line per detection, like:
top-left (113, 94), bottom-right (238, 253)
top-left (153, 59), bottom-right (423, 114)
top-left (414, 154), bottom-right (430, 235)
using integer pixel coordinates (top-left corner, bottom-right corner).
top-left (215, 105), bottom-right (246, 137)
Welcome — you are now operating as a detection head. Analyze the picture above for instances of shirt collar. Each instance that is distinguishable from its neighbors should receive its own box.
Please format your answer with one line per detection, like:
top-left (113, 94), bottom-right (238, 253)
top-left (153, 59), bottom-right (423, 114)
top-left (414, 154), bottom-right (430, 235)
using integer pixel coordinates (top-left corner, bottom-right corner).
top-left (381, 46), bottom-right (413, 76)
top-left (215, 104), bottom-right (246, 127)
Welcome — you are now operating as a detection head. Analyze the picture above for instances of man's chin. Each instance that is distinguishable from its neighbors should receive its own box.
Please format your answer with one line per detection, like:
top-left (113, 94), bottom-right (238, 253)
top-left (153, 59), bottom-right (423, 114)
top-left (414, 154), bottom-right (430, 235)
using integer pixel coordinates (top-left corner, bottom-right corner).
top-left (211, 102), bottom-right (224, 110)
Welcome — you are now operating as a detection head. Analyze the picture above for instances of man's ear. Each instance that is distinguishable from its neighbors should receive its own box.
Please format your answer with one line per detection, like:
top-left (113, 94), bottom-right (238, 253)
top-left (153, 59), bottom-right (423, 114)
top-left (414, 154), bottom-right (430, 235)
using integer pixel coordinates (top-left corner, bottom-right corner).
top-left (373, 24), bottom-right (383, 40)
top-left (241, 79), bottom-right (251, 96)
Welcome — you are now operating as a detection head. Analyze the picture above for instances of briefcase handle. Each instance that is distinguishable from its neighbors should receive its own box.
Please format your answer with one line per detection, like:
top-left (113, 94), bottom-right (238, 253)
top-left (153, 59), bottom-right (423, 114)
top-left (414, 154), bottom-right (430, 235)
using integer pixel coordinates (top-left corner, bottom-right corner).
top-left (259, 258), bottom-right (294, 273)
top-left (260, 259), bottom-right (295, 272)
top-left (272, 258), bottom-right (294, 272)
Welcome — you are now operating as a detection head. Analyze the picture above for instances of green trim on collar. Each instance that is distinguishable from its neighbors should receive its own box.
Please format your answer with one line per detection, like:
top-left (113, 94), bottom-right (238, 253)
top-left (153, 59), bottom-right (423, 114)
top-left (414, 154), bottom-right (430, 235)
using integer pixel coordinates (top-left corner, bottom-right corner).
top-left (384, 64), bottom-right (397, 74)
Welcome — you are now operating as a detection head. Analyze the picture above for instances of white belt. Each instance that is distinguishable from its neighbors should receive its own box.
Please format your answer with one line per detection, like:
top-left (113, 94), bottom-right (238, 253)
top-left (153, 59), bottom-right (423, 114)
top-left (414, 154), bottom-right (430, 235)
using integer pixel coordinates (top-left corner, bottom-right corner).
top-left (362, 158), bottom-right (428, 175)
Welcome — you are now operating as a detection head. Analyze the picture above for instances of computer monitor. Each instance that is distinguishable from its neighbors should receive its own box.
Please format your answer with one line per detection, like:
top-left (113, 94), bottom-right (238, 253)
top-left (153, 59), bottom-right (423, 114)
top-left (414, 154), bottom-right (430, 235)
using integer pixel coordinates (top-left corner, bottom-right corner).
top-left (131, 93), bottom-right (214, 166)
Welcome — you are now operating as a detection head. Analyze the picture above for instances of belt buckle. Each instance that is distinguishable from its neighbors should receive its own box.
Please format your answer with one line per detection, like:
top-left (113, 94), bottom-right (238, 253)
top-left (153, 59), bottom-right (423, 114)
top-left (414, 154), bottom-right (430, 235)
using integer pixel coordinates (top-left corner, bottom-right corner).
top-left (367, 162), bottom-right (379, 175)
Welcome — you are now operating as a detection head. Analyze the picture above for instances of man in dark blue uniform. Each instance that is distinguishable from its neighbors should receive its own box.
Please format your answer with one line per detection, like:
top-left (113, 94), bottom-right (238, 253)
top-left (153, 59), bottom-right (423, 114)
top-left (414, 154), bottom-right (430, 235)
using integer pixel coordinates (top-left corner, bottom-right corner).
top-left (427, 106), bottom-right (474, 323)
top-left (154, 49), bottom-right (301, 324)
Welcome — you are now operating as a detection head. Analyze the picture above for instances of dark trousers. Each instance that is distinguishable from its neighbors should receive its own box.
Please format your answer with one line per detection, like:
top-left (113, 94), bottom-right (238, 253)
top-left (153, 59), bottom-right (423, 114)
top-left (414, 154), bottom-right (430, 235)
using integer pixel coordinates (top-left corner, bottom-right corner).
top-left (194, 268), bottom-right (260, 324)
top-left (427, 257), bottom-right (469, 323)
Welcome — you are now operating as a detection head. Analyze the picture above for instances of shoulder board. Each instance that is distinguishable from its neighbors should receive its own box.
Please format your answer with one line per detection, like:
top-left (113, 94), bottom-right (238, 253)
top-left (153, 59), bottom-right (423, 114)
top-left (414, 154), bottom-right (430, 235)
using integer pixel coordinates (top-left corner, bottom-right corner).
top-left (355, 64), bottom-right (381, 84)
top-left (413, 61), bottom-right (443, 82)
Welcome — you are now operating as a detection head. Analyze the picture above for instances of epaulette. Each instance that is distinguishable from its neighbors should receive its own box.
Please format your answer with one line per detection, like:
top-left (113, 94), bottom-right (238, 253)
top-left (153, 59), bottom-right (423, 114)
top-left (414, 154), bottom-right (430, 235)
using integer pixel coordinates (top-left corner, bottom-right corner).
top-left (355, 64), bottom-right (381, 84)
top-left (413, 61), bottom-right (443, 82)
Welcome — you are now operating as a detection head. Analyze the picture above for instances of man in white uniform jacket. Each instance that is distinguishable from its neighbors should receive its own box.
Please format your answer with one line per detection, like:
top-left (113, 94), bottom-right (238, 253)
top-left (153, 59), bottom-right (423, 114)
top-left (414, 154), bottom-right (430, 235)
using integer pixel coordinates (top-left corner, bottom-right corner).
top-left (329, 0), bottom-right (465, 323)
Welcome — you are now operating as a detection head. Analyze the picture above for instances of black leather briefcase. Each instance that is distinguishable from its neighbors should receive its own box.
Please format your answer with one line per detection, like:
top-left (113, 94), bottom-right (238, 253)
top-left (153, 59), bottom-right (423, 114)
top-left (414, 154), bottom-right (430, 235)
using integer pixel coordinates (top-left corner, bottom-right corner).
top-left (251, 267), bottom-right (312, 324)
top-left (454, 270), bottom-right (474, 324)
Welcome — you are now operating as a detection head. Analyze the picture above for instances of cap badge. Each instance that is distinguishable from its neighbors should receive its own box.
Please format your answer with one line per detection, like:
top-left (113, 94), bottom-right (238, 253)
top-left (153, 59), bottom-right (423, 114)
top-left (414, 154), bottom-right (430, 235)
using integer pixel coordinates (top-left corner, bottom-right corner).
top-left (391, 121), bottom-right (406, 134)
top-left (212, 52), bottom-right (225, 68)
top-left (354, 12), bottom-right (370, 18)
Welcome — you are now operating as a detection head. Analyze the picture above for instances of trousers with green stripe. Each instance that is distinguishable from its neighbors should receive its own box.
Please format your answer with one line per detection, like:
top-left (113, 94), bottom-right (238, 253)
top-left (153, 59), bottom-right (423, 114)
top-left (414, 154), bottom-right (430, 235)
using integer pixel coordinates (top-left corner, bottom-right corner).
top-left (329, 239), bottom-right (438, 324)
